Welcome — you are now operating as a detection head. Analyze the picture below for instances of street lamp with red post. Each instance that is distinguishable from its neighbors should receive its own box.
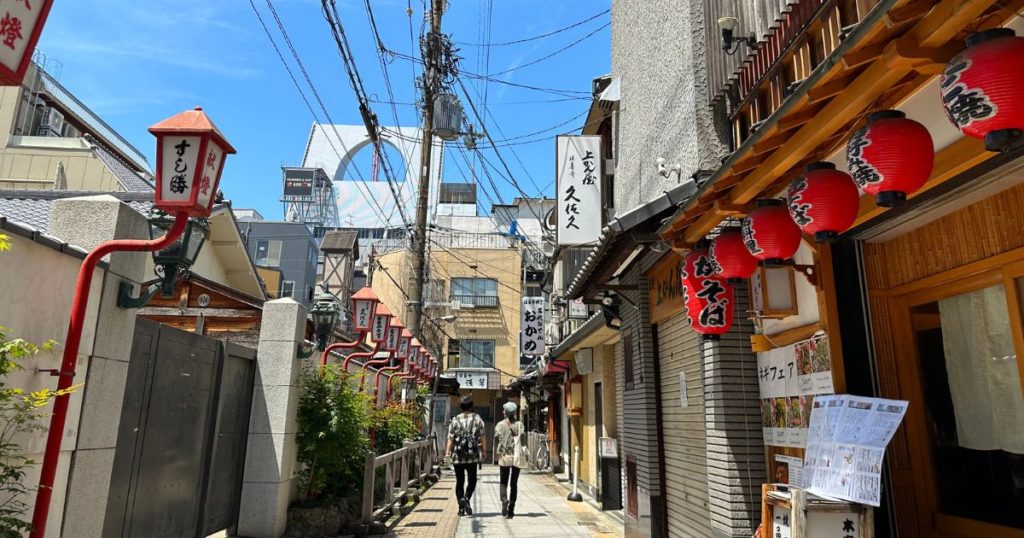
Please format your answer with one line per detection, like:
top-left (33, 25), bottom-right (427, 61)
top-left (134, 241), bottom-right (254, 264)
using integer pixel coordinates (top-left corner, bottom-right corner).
top-left (370, 318), bottom-right (404, 400)
top-left (322, 286), bottom-right (379, 367)
top-left (30, 107), bottom-right (235, 538)
top-left (345, 301), bottom-right (393, 373)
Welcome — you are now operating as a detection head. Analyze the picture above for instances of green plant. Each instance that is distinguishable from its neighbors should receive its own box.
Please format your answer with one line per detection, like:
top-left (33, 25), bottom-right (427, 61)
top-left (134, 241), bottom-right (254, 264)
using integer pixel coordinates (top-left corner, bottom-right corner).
top-left (371, 403), bottom-right (419, 455)
top-left (0, 326), bottom-right (62, 537)
top-left (296, 366), bottom-right (372, 501)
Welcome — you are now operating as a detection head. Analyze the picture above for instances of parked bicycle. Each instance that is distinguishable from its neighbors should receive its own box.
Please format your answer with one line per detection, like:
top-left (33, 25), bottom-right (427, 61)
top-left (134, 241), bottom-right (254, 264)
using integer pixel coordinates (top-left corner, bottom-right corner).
top-left (534, 438), bottom-right (550, 471)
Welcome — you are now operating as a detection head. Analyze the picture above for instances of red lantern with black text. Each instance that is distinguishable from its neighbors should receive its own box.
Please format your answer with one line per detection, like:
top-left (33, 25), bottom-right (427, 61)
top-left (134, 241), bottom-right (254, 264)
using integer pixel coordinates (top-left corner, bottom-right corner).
top-left (681, 246), bottom-right (735, 340)
top-left (150, 107), bottom-right (236, 217)
top-left (710, 228), bottom-right (758, 283)
top-left (787, 162), bottom-right (859, 244)
top-left (846, 110), bottom-right (933, 207)
top-left (742, 199), bottom-right (801, 266)
top-left (941, 29), bottom-right (1024, 152)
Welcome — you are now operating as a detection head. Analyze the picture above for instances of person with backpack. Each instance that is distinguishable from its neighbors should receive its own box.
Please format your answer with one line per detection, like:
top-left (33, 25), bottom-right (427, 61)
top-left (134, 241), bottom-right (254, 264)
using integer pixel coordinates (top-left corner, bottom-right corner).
top-left (493, 401), bottom-right (527, 519)
top-left (446, 395), bottom-right (486, 516)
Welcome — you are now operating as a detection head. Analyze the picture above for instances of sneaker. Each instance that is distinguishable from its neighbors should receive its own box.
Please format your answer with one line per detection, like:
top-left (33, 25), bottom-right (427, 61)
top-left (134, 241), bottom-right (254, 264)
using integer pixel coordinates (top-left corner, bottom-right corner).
top-left (459, 497), bottom-right (472, 516)
top-left (501, 501), bottom-right (508, 517)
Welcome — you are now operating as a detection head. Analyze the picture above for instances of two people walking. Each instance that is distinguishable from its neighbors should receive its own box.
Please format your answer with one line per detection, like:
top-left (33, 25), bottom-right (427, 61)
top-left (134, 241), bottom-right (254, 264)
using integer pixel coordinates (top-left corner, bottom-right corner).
top-left (445, 396), bottom-right (527, 519)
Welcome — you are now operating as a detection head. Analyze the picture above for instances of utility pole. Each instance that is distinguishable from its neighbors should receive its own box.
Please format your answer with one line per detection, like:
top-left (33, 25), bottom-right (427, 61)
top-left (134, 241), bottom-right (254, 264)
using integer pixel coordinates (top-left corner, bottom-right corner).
top-left (407, 0), bottom-right (443, 340)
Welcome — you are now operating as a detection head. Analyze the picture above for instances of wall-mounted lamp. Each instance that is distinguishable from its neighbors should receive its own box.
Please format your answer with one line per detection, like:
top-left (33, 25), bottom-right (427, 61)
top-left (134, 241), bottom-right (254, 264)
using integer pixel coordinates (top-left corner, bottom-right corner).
top-left (117, 213), bottom-right (209, 308)
top-left (656, 157), bottom-right (682, 181)
top-left (718, 17), bottom-right (758, 55)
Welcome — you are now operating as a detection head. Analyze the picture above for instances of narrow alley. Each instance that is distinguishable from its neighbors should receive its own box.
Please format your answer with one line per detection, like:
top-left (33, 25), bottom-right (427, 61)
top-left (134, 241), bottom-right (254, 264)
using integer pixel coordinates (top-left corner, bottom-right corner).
top-left (390, 467), bottom-right (621, 538)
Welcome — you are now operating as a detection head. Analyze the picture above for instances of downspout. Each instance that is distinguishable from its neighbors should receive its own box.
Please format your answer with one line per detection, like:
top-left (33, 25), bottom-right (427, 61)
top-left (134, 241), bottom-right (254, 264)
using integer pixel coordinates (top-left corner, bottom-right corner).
top-left (657, 0), bottom-right (902, 236)
top-left (31, 211), bottom-right (190, 538)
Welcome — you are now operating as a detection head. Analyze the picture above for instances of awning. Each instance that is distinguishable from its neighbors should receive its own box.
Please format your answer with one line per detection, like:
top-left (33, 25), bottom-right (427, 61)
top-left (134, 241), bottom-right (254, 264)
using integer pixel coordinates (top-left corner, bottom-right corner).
top-left (550, 312), bottom-right (619, 360)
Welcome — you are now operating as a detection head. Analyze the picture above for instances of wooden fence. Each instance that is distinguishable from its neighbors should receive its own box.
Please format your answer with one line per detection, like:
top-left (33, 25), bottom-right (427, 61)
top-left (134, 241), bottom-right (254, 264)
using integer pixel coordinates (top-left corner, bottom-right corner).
top-left (360, 435), bottom-right (441, 524)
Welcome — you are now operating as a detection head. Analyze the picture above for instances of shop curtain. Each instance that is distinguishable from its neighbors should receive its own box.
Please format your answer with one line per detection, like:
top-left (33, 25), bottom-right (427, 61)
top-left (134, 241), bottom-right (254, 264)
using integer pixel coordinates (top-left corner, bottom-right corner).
top-left (938, 285), bottom-right (1024, 454)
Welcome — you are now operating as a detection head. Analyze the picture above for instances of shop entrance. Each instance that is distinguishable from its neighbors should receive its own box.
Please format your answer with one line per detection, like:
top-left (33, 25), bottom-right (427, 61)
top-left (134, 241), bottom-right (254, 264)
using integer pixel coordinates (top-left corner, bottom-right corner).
top-left (861, 177), bottom-right (1024, 537)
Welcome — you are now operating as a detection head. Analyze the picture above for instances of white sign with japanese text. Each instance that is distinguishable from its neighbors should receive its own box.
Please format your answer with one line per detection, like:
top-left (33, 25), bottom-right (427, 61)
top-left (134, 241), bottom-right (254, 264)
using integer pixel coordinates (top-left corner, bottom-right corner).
top-left (454, 370), bottom-right (489, 390)
top-left (568, 297), bottom-right (589, 319)
top-left (160, 136), bottom-right (201, 204)
top-left (371, 314), bottom-right (388, 342)
top-left (520, 297), bottom-right (545, 356)
top-left (556, 135), bottom-right (602, 246)
top-left (0, 1), bottom-right (49, 81)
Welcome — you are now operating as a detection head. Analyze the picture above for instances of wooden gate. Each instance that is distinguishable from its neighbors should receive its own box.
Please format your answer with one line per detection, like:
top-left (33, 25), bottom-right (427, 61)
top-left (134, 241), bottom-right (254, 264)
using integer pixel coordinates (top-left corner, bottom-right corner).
top-left (102, 319), bottom-right (257, 537)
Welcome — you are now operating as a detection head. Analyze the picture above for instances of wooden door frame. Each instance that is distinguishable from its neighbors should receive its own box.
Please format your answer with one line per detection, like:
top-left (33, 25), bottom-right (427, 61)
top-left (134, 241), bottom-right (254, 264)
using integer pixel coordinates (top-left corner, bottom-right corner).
top-left (872, 247), bottom-right (1024, 538)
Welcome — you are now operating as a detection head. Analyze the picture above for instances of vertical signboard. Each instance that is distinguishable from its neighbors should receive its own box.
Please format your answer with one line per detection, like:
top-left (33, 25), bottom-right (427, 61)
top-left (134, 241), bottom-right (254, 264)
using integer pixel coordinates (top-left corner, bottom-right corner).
top-left (556, 135), bottom-right (602, 246)
top-left (0, 0), bottom-right (54, 86)
top-left (521, 297), bottom-right (545, 356)
top-left (568, 297), bottom-right (589, 319)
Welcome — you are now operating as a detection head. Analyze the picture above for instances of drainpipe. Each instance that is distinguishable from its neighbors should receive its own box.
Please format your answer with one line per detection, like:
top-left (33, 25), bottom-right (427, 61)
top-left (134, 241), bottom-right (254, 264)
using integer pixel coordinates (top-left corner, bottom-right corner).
top-left (30, 211), bottom-right (189, 538)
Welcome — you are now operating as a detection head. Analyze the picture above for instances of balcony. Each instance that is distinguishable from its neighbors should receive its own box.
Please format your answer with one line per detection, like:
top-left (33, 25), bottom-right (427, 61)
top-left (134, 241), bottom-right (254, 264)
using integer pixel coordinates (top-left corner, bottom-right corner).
top-left (451, 294), bottom-right (499, 308)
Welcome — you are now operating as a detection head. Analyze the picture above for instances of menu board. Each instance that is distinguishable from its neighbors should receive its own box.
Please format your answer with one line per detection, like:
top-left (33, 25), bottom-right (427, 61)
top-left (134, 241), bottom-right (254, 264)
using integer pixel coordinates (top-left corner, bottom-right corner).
top-left (758, 334), bottom-right (836, 448)
top-left (803, 394), bottom-right (908, 506)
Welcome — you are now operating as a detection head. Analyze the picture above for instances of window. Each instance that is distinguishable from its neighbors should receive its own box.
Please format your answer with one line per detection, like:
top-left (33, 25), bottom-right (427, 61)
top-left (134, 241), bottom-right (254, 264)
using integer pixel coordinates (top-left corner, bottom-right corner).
top-left (623, 331), bottom-right (634, 388)
top-left (451, 277), bottom-right (498, 307)
top-left (280, 281), bottom-right (295, 298)
top-left (255, 239), bottom-right (282, 267)
top-left (458, 340), bottom-right (495, 369)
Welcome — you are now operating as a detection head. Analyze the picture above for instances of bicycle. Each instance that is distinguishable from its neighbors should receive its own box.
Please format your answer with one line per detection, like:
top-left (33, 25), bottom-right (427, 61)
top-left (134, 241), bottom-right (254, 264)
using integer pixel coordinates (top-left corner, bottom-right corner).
top-left (534, 437), bottom-right (550, 471)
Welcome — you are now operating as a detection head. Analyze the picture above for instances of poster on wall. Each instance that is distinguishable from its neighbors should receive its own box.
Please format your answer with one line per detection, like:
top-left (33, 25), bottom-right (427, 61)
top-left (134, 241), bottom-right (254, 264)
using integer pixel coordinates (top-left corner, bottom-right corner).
top-left (803, 394), bottom-right (908, 506)
top-left (757, 333), bottom-right (836, 448)
top-left (555, 135), bottom-right (602, 246)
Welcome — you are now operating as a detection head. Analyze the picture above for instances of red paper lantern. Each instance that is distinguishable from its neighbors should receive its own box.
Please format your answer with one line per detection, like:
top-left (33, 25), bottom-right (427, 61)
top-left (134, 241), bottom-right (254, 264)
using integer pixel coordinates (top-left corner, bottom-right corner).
top-left (681, 247), bottom-right (734, 340)
top-left (710, 229), bottom-right (758, 282)
top-left (846, 110), bottom-right (933, 208)
top-left (787, 162), bottom-right (860, 244)
top-left (742, 199), bottom-right (802, 266)
top-left (941, 28), bottom-right (1024, 153)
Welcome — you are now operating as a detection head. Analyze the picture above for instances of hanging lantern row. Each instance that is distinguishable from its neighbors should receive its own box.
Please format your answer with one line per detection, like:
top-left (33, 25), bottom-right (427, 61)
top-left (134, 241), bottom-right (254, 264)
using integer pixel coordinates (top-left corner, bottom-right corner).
top-left (681, 244), bottom-right (735, 340)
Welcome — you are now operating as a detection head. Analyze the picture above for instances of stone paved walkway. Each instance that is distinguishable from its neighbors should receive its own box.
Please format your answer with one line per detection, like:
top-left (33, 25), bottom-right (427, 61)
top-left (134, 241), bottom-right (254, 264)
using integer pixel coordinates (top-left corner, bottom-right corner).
top-left (390, 465), bottom-right (621, 538)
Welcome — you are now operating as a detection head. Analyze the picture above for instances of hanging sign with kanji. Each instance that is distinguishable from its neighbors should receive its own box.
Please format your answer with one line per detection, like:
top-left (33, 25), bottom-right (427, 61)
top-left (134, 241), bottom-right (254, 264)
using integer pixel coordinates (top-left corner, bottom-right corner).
top-left (520, 296), bottom-right (545, 356)
top-left (0, 0), bottom-right (53, 86)
top-left (556, 135), bottom-right (602, 246)
top-left (159, 136), bottom-right (202, 206)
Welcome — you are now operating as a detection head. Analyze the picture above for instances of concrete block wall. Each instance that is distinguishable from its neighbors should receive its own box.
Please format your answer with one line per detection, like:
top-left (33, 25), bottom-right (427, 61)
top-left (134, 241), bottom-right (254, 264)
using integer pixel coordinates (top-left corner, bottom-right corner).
top-left (236, 298), bottom-right (307, 538)
top-left (611, 0), bottom-right (726, 214)
top-left (702, 284), bottom-right (766, 537)
top-left (48, 196), bottom-right (149, 538)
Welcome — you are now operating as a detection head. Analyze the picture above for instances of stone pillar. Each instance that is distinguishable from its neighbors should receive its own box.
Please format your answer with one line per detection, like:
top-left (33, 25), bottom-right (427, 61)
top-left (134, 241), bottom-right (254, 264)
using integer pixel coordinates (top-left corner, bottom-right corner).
top-left (703, 283), bottom-right (767, 537)
top-left (236, 298), bottom-right (307, 538)
top-left (50, 195), bottom-right (149, 538)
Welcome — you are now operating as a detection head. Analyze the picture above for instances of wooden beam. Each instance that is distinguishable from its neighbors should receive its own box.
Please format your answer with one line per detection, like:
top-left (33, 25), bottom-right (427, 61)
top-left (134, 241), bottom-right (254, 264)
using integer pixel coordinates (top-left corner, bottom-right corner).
top-left (884, 0), bottom-right (935, 27)
top-left (750, 322), bottom-right (823, 352)
top-left (852, 136), bottom-right (992, 227)
top-left (806, 76), bottom-right (854, 104)
top-left (752, 131), bottom-right (790, 155)
top-left (841, 42), bottom-right (887, 69)
top-left (778, 107), bottom-right (818, 131)
top-left (731, 153), bottom-right (767, 175)
top-left (912, 0), bottom-right (998, 48)
top-left (682, 201), bottom-right (747, 243)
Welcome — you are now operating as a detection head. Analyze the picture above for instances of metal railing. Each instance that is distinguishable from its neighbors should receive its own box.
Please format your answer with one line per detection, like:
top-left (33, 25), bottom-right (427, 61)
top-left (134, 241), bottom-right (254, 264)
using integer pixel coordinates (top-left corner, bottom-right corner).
top-left (360, 435), bottom-right (441, 524)
top-left (450, 294), bottom-right (498, 307)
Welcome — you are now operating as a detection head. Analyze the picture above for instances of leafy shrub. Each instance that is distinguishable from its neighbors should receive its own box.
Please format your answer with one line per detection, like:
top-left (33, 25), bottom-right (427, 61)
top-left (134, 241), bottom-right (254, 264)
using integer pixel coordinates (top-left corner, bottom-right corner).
top-left (371, 403), bottom-right (419, 455)
top-left (296, 366), bottom-right (372, 500)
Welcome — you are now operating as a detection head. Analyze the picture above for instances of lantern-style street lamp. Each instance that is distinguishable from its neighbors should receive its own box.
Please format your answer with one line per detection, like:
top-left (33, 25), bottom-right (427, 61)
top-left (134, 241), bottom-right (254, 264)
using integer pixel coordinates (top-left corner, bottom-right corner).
top-left (32, 106), bottom-right (234, 538)
top-left (323, 286), bottom-right (380, 367)
top-left (116, 214), bottom-right (209, 307)
top-left (149, 107), bottom-right (236, 216)
top-left (309, 288), bottom-right (341, 351)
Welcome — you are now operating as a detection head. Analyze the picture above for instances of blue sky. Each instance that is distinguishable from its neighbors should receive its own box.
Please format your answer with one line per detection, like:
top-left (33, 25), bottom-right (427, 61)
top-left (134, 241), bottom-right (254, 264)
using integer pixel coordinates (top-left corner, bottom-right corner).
top-left (36, 0), bottom-right (611, 220)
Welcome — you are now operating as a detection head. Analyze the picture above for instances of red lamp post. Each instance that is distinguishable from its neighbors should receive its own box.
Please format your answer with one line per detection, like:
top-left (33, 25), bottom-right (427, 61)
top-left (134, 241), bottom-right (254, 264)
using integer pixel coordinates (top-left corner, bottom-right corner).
top-left (31, 107), bottom-right (234, 538)
top-left (324, 286), bottom-right (379, 367)
top-left (350, 304), bottom-right (394, 383)
top-left (0, 0), bottom-right (55, 86)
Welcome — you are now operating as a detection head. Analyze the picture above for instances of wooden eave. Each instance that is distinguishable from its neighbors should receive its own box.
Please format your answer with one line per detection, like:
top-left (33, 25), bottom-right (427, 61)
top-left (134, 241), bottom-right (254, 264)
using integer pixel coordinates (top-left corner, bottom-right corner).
top-left (662, 0), bottom-right (1022, 245)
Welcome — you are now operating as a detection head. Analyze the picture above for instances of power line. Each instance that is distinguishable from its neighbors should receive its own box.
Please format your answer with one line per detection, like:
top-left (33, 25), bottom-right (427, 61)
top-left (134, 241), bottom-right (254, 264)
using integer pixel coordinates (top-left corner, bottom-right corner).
top-left (455, 8), bottom-right (610, 47)
top-left (487, 22), bottom-right (611, 77)
top-left (249, 0), bottom-right (395, 230)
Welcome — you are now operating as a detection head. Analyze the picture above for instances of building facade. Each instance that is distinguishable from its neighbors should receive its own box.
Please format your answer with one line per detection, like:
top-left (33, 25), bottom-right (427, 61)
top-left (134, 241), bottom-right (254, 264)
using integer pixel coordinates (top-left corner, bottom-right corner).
top-left (241, 221), bottom-right (319, 306)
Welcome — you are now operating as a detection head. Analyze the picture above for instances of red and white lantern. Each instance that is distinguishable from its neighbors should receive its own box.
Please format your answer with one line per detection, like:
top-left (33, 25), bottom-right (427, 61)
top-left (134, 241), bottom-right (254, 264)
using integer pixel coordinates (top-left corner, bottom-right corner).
top-left (369, 303), bottom-right (393, 344)
top-left (846, 110), bottom-right (933, 207)
top-left (941, 28), bottom-right (1024, 152)
top-left (681, 246), bottom-right (735, 340)
top-left (351, 287), bottom-right (380, 333)
top-left (787, 162), bottom-right (860, 244)
top-left (0, 0), bottom-right (54, 86)
top-left (742, 199), bottom-right (802, 265)
top-left (384, 318), bottom-right (404, 353)
top-left (150, 107), bottom-right (236, 217)
top-left (710, 229), bottom-right (758, 283)
top-left (396, 329), bottom-right (412, 360)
